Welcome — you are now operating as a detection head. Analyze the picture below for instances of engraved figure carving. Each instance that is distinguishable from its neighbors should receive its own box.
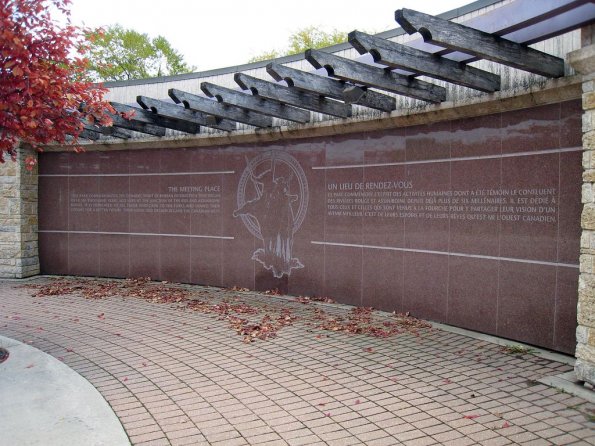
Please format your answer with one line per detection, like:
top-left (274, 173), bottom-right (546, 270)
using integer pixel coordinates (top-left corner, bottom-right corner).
top-left (234, 151), bottom-right (308, 278)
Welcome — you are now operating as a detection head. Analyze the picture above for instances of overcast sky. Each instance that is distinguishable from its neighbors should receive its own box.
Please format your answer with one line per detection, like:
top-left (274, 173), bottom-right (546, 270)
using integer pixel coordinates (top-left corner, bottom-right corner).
top-left (68, 0), bottom-right (472, 72)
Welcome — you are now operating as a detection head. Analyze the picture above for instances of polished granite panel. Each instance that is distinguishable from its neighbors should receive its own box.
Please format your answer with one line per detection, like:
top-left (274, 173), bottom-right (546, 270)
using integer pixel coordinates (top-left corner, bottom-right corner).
top-left (324, 166), bottom-right (363, 244)
top-left (499, 153), bottom-right (559, 262)
top-left (160, 236), bottom-right (191, 284)
top-left (447, 256), bottom-right (498, 335)
top-left (497, 262), bottom-right (556, 349)
top-left (403, 252), bottom-right (448, 322)
top-left (98, 176), bottom-right (130, 233)
top-left (403, 162), bottom-right (450, 251)
top-left (190, 237), bottom-right (223, 287)
top-left (324, 245), bottom-right (362, 307)
top-left (449, 158), bottom-right (501, 256)
top-left (67, 176), bottom-right (99, 232)
top-left (99, 234), bottom-right (129, 278)
top-left (501, 103), bottom-right (560, 154)
top-left (38, 176), bottom-right (69, 231)
top-left (362, 248), bottom-right (404, 313)
top-left (554, 267), bottom-right (579, 354)
top-left (362, 165), bottom-right (406, 247)
top-left (39, 232), bottom-right (68, 275)
top-left (68, 233), bottom-right (100, 277)
top-left (129, 235), bottom-right (160, 280)
top-left (406, 120), bottom-right (452, 162)
top-left (39, 100), bottom-right (582, 353)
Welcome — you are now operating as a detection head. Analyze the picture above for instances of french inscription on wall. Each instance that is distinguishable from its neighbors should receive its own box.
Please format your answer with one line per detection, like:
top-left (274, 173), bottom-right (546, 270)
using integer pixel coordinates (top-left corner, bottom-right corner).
top-left (70, 185), bottom-right (221, 215)
top-left (326, 181), bottom-right (557, 223)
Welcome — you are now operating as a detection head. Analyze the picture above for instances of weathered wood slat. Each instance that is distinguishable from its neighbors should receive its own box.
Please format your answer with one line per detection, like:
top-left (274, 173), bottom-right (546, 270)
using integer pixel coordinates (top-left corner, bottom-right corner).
top-left (234, 73), bottom-right (352, 118)
top-left (109, 112), bottom-right (166, 137)
top-left (111, 102), bottom-right (200, 134)
top-left (84, 125), bottom-right (133, 139)
top-left (266, 63), bottom-right (396, 112)
top-left (395, 8), bottom-right (565, 78)
top-left (200, 82), bottom-right (310, 123)
top-left (135, 96), bottom-right (233, 132)
top-left (168, 89), bottom-right (273, 128)
top-left (137, 95), bottom-right (233, 132)
top-left (305, 49), bottom-right (445, 103)
top-left (79, 128), bottom-right (100, 140)
top-left (101, 127), bottom-right (133, 139)
top-left (110, 127), bottom-right (134, 139)
top-left (348, 30), bottom-right (500, 92)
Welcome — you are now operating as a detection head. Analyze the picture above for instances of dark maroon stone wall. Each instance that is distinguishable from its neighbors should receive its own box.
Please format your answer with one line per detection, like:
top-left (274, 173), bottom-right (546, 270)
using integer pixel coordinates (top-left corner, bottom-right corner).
top-left (38, 100), bottom-right (582, 353)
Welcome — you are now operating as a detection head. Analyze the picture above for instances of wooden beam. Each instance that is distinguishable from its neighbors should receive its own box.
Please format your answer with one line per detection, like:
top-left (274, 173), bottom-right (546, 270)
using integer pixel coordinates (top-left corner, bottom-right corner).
top-left (83, 124), bottom-right (134, 140)
top-left (266, 63), bottom-right (395, 112)
top-left (234, 73), bottom-right (352, 118)
top-left (200, 82), bottom-right (310, 123)
top-left (112, 128), bottom-right (133, 139)
top-left (305, 49), bottom-right (445, 103)
top-left (135, 96), bottom-right (233, 132)
top-left (109, 112), bottom-right (166, 137)
top-left (101, 127), bottom-right (133, 139)
top-left (395, 8), bottom-right (565, 78)
top-left (348, 30), bottom-right (500, 92)
top-left (168, 89), bottom-right (273, 128)
top-left (79, 128), bottom-right (100, 140)
top-left (112, 102), bottom-right (200, 134)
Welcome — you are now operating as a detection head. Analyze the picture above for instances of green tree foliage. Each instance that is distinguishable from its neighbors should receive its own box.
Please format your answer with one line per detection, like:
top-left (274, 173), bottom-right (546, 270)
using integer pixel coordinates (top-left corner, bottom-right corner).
top-left (85, 25), bottom-right (194, 81)
top-left (248, 27), bottom-right (347, 63)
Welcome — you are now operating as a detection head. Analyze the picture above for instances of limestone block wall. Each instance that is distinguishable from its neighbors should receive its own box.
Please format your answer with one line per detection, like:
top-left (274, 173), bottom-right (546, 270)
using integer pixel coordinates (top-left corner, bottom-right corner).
top-left (0, 147), bottom-right (40, 278)
top-left (570, 44), bottom-right (595, 385)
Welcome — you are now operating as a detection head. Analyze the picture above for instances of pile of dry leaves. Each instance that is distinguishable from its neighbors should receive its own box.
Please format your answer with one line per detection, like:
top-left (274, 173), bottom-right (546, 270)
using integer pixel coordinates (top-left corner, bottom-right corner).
top-left (22, 277), bottom-right (431, 342)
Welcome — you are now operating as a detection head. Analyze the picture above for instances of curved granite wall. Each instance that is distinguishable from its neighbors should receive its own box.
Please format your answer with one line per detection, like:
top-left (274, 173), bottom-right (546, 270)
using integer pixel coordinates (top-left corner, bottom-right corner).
top-left (38, 99), bottom-right (582, 353)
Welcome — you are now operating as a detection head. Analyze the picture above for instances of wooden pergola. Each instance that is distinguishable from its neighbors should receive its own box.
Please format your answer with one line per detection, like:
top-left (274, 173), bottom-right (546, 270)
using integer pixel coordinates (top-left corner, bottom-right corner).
top-left (82, 1), bottom-right (595, 140)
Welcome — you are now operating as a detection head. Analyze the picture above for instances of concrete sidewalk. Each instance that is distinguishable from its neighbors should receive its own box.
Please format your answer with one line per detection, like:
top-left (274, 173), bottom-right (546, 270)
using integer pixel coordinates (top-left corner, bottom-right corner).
top-left (0, 334), bottom-right (129, 446)
top-left (1, 277), bottom-right (593, 445)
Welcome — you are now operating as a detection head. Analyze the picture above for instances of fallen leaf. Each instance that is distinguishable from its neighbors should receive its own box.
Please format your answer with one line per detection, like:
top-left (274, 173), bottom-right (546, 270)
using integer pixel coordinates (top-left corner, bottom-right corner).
top-left (502, 421), bottom-right (510, 428)
top-left (355, 399), bottom-right (361, 405)
top-left (97, 313), bottom-right (105, 320)
top-left (25, 364), bottom-right (34, 368)
top-left (463, 414), bottom-right (479, 419)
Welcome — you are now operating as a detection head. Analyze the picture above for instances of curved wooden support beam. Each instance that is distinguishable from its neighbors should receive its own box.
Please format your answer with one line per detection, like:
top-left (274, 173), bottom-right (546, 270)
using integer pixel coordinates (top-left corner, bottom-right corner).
top-left (84, 125), bottom-right (133, 139)
top-left (108, 111), bottom-right (166, 137)
top-left (234, 73), bottom-right (352, 118)
top-left (305, 49), bottom-right (446, 103)
top-left (395, 8), bottom-right (565, 78)
top-left (168, 89), bottom-right (272, 128)
top-left (348, 30), bottom-right (500, 92)
top-left (135, 96), bottom-right (233, 132)
top-left (112, 102), bottom-right (200, 134)
top-left (200, 82), bottom-right (310, 123)
top-left (266, 63), bottom-right (395, 112)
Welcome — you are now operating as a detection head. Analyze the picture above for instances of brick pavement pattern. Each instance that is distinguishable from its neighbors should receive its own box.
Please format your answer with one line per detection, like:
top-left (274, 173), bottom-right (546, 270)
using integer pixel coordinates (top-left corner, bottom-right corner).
top-left (1, 277), bottom-right (593, 446)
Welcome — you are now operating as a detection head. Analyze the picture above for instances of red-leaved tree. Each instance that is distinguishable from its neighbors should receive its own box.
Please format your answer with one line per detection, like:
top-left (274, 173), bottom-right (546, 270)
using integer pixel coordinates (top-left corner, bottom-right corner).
top-left (0, 0), bottom-right (114, 165)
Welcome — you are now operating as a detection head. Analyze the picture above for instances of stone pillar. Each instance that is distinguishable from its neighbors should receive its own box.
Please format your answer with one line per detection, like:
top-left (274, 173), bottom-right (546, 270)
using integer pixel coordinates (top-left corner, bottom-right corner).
top-left (0, 146), bottom-right (40, 279)
top-left (569, 44), bottom-right (595, 386)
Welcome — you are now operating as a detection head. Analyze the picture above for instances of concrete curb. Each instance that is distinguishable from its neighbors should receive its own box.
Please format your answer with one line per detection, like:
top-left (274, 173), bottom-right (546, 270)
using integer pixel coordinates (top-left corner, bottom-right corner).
top-left (0, 335), bottom-right (130, 446)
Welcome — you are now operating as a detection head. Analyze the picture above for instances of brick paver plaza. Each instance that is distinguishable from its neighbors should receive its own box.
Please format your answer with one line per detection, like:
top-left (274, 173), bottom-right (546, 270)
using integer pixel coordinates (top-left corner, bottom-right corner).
top-left (1, 277), bottom-right (593, 446)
